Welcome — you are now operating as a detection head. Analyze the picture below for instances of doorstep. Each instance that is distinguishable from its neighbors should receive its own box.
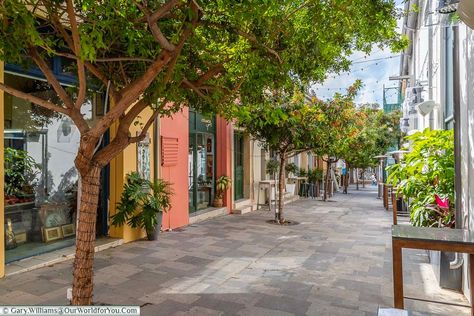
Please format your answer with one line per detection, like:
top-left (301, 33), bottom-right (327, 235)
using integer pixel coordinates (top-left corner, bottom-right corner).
top-left (5, 237), bottom-right (123, 277)
top-left (189, 207), bottom-right (228, 225)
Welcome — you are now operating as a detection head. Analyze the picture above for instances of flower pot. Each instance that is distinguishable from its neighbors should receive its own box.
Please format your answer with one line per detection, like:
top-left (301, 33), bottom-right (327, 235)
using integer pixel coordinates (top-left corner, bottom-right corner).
top-left (146, 212), bottom-right (163, 241)
top-left (286, 183), bottom-right (296, 195)
top-left (213, 198), bottom-right (223, 208)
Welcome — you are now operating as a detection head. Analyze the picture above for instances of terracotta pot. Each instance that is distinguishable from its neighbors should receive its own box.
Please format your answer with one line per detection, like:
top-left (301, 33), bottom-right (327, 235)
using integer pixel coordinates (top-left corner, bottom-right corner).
top-left (213, 198), bottom-right (223, 208)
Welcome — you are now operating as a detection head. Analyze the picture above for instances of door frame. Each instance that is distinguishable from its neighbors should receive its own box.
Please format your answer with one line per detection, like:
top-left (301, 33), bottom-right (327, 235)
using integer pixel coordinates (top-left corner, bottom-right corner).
top-left (234, 132), bottom-right (244, 200)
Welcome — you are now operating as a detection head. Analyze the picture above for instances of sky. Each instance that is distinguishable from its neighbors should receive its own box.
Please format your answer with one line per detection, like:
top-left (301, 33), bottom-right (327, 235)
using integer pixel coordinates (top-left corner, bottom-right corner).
top-left (311, 1), bottom-right (405, 107)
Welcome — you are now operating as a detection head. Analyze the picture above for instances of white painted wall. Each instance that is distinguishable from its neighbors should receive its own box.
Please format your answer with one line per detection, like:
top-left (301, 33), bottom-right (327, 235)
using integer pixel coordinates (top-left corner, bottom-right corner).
top-left (459, 22), bottom-right (474, 303)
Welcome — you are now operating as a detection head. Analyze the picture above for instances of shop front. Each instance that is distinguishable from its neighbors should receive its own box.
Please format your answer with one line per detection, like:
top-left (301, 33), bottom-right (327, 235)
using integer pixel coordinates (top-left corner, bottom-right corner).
top-left (188, 110), bottom-right (216, 213)
top-left (2, 63), bottom-right (109, 265)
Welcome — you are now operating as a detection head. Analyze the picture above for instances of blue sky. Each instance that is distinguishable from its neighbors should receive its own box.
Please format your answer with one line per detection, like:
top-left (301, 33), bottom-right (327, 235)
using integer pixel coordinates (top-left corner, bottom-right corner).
top-left (311, 2), bottom-right (404, 106)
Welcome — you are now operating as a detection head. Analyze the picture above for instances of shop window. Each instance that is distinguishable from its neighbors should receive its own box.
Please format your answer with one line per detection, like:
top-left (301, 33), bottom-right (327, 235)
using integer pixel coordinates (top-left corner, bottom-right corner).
top-left (3, 73), bottom-right (100, 263)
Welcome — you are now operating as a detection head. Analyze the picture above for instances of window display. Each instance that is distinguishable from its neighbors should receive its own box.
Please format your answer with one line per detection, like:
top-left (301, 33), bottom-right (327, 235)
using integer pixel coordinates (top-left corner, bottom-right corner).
top-left (3, 73), bottom-right (98, 262)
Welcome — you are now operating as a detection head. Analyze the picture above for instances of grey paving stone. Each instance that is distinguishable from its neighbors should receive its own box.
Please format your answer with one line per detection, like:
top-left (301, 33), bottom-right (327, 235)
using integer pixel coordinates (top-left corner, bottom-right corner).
top-left (176, 255), bottom-right (214, 266)
top-left (0, 187), bottom-right (470, 316)
top-left (255, 293), bottom-right (311, 315)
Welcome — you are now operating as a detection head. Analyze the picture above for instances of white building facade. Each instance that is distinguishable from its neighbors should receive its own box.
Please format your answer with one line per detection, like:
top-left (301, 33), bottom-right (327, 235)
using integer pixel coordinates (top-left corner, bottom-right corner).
top-left (399, 0), bottom-right (474, 301)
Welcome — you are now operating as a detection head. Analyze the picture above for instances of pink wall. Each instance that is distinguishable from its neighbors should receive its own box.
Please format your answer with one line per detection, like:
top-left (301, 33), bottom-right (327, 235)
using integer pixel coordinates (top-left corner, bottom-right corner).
top-left (216, 116), bottom-right (233, 212)
top-left (160, 109), bottom-right (189, 229)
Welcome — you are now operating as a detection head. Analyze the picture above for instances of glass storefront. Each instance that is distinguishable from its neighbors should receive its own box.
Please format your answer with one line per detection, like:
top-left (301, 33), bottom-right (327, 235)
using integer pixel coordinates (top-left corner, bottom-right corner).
top-left (3, 72), bottom-right (105, 263)
top-left (188, 111), bottom-right (216, 213)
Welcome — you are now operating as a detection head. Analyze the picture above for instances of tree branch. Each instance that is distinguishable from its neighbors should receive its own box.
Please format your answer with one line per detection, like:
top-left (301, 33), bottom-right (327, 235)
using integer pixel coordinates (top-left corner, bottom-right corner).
top-left (182, 79), bottom-right (208, 100)
top-left (91, 50), bottom-right (173, 138)
top-left (0, 83), bottom-right (69, 115)
top-left (29, 47), bottom-right (75, 109)
top-left (83, 62), bottom-right (120, 103)
top-left (129, 109), bottom-right (160, 143)
top-left (163, 1), bottom-right (200, 84)
top-left (134, 0), bottom-right (176, 51)
top-left (66, 0), bottom-right (86, 108)
top-left (148, 21), bottom-right (176, 51)
top-left (136, 0), bottom-right (181, 23)
top-left (195, 64), bottom-right (225, 86)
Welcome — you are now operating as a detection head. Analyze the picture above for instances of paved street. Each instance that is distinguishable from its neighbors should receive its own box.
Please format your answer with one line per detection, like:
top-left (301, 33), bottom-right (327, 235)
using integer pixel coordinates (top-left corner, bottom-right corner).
top-left (0, 187), bottom-right (469, 315)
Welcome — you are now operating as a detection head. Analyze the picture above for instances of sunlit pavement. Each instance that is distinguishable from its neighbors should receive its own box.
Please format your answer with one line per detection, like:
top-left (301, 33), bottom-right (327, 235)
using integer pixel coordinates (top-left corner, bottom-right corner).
top-left (0, 186), bottom-right (469, 315)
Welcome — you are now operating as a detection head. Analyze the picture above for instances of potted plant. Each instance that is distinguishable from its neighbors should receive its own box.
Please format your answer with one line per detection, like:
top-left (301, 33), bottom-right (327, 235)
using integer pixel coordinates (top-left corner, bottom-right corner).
top-left (111, 172), bottom-right (172, 241)
top-left (266, 159), bottom-right (280, 180)
top-left (387, 129), bottom-right (458, 289)
top-left (285, 163), bottom-right (298, 178)
top-left (297, 167), bottom-right (307, 178)
top-left (213, 175), bottom-right (231, 207)
top-left (4, 148), bottom-right (38, 205)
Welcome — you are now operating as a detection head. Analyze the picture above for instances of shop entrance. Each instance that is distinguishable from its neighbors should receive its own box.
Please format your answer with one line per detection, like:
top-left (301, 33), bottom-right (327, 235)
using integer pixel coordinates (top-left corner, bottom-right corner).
top-left (234, 133), bottom-right (244, 200)
top-left (188, 111), bottom-right (216, 213)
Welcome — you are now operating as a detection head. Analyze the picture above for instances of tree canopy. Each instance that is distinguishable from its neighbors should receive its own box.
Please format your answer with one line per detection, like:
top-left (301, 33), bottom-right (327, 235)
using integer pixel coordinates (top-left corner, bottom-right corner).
top-left (343, 107), bottom-right (402, 170)
top-left (0, 0), bottom-right (406, 305)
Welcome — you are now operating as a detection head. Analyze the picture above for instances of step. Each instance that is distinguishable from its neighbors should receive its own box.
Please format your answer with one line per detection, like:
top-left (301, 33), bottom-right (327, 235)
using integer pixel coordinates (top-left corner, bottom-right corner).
top-left (189, 207), bottom-right (228, 225)
top-left (232, 204), bottom-right (253, 215)
top-left (234, 198), bottom-right (252, 209)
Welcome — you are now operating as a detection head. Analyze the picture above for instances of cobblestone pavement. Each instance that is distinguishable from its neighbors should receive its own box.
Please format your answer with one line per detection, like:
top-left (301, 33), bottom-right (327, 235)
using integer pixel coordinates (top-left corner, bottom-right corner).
top-left (0, 187), bottom-right (470, 315)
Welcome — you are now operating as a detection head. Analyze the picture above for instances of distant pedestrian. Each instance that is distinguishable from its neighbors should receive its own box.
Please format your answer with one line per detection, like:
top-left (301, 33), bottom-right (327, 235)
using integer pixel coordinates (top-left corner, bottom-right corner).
top-left (371, 173), bottom-right (377, 186)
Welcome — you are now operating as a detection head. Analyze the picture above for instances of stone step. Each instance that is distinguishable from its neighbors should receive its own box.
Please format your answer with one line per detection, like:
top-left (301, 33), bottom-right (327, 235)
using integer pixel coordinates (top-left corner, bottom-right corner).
top-left (232, 204), bottom-right (253, 215)
top-left (189, 207), bottom-right (228, 225)
top-left (234, 198), bottom-right (252, 209)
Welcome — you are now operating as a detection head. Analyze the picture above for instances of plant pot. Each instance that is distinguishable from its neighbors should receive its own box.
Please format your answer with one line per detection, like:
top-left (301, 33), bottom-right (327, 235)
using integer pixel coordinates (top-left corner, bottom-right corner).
top-left (286, 183), bottom-right (296, 195)
top-left (146, 212), bottom-right (163, 241)
top-left (213, 198), bottom-right (223, 208)
top-left (429, 250), bottom-right (462, 290)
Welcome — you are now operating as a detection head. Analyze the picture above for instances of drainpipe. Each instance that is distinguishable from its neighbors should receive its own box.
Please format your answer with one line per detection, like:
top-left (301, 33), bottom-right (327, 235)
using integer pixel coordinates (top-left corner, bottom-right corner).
top-left (428, 10), bottom-right (434, 129)
top-left (153, 117), bottom-right (159, 181)
top-left (451, 24), bottom-right (463, 270)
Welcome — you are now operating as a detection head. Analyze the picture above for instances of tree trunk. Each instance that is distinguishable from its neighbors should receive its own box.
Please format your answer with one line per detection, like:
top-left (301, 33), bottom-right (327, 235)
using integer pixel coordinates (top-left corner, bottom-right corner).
top-left (323, 160), bottom-right (330, 201)
top-left (362, 168), bottom-right (366, 188)
top-left (72, 165), bottom-right (101, 305)
top-left (343, 163), bottom-right (349, 194)
top-left (277, 154), bottom-right (286, 223)
top-left (356, 168), bottom-right (359, 190)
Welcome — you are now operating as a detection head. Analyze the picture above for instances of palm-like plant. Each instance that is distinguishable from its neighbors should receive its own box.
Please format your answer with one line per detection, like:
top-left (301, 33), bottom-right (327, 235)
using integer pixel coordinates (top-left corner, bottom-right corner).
top-left (111, 172), bottom-right (172, 240)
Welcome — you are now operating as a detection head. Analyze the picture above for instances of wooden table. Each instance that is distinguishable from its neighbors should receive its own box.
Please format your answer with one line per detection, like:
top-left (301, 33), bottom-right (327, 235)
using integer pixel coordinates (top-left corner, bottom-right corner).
top-left (392, 225), bottom-right (474, 315)
top-left (383, 184), bottom-right (393, 210)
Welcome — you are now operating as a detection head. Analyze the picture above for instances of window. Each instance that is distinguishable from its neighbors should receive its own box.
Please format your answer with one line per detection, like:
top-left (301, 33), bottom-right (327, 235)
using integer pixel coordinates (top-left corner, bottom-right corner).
top-left (3, 73), bottom-right (101, 263)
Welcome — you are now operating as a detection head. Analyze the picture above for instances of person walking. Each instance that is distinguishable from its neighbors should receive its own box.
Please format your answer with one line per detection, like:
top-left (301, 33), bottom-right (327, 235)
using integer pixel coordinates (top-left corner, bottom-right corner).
top-left (371, 173), bottom-right (377, 186)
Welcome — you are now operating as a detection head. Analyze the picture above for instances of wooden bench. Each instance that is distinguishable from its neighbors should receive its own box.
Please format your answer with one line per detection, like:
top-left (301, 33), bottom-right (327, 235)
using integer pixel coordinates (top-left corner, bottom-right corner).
top-left (392, 225), bottom-right (474, 316)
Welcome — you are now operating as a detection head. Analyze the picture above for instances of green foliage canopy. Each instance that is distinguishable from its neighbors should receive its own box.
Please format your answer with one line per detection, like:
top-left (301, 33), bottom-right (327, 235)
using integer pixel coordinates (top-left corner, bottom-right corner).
top-left (387, 129), bottom-right (455, 227)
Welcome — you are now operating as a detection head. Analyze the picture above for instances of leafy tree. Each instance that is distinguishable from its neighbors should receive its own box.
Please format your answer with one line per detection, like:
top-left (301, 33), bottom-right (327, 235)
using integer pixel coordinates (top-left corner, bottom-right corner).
top-left (235, 92), bottom-right (323, 223)
top-left (310, 83), bottom-right (361, 200)
top-left (343, 107), bottom-right (402, 191)
top-left (0, 0), bottom-right (404, 304)
top-left (387, 129), bottom-right (455, 227)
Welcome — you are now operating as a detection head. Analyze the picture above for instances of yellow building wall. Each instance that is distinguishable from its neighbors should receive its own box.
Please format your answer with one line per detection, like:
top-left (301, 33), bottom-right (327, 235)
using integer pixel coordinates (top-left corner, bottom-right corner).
top-left (108, 107), bottom-right (156, 243)
top-left (0, 61), bottom-right (4, 278)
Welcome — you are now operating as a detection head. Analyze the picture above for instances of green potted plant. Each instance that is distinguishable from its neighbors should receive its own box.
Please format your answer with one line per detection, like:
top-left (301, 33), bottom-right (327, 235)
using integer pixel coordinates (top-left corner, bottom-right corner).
top-left (285, 162), bottom-right (298, 178)
top-left (387, 128), bottom-right (458, 289)
top-left (266, 159), bottom-right (280, 180)
top-left (111, 172), bottom-right (172, 240)
top-left (213, 175), bottom-right (231, 207)
top-left (297, 167), bottom-right (307, 178)
top-left (308, 168), bottom-right (323, 184)
top-left (4, 147), bottom-right (38, 205)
